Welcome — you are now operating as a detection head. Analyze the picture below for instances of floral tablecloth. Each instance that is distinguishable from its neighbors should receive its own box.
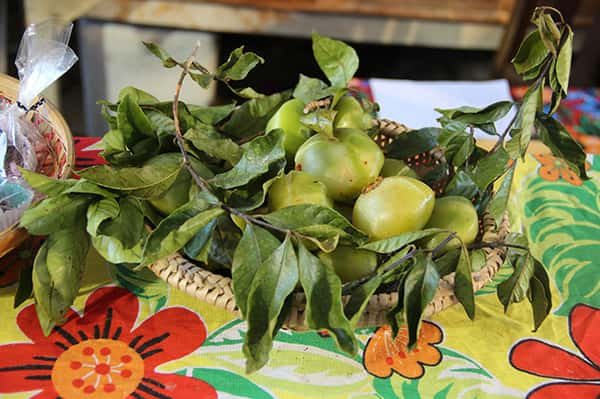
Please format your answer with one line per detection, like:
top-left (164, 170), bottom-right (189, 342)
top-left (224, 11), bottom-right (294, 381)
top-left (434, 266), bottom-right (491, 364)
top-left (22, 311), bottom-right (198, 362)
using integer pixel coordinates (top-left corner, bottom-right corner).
top-left (0, 87), bottom-right (599, 399)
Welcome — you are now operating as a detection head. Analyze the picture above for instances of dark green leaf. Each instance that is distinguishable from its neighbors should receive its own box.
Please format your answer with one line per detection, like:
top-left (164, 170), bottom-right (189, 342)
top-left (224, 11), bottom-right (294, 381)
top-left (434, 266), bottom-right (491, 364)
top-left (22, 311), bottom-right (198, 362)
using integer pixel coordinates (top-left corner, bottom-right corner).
top-left (243, 235), bottom-right (298, 373)
top-left (293, 74), bottom-right (336, 104)
top-left (379, 245), bottom-right (415, 283)
top-left (509, 82), bottom-right (541, 158)
top-left (433, 248), bottom-right (460, 277)
top-left (232, 224), bottom-right (281, 317)
top-left (64, 180), bottom-right (117, 198)
top-left (222, 91), bottom-right (291, 139)
top-left (188, 103), bottom-right (236, 125)
top-left (444, 131), bottom-right (474, 167)
top-left (98, 198), bottom-right (145, 249)
top-left (444, 170), bottom-right (479, 199)
top-left (298, 242), bottom-right (357, 355)
top-left (454, 246), bottom-right (475, 319)
top-left (528, 258), bottom-right (552, 331)
top-left (211, 129), bottom-right (285, 189)
top-left (185, 127), bottom-right (243, 165)
top-left (225, 173), bottom-right (282, 212)
top-left (385, 127), bottom-right (440, 160)
top-left (403, 253), bottom-right (440, 348)
top-left (118, 94), bottom-right (155, 141)
top-left (361, 228), bottom-right (447, 253)
top-left (299, 109), bottom-right (336, 137)
top-left (311, 32), bottom-right (359, 88)
top-left (215, 46), bottom-right (264, 81)
top-left (488, 164), bottom-right (515, 225)
top-left (536, 115), bottom-right (587, 179)
top-left (184, 218), bottom-right (217, 263)
top-left (86, 198), bottom-right (120, 236)
top-left (555, 26), bottom-right (573, 95)
top-left (511, 30), bottom-right (550, 75)
top-left (140, 195), bottom-right (223, 266)
top-left (522, 58), bottom-right (549, 81)
top-left (145, 110), bottom-right (175, 137)
top-left (497, 254), bottom-right (534, 312)
top-left (207, 214), bottom-right (242, 269)
top-left (78, 153), bottom-right (184, 199)
top-left (343, 274), bottom-right (383, 326)
top-left (20, 195), bottom-right (91, 235)
top-left (470, 147), bottom-right (510, 191)
top-left (437, 101), bottom-right (513, 125)
top-left (261, 204), bottom-right (368, 247)
top-left (189, 72), bottom-right (214, 88)
top-left (142, 41), bottom-right (180, 68)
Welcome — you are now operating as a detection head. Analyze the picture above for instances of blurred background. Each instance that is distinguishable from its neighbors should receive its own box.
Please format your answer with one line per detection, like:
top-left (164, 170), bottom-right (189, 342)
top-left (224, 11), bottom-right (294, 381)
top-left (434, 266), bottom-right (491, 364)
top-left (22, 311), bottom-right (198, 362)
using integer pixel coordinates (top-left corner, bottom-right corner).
top-left (2, 0), bottom-right (600, 136)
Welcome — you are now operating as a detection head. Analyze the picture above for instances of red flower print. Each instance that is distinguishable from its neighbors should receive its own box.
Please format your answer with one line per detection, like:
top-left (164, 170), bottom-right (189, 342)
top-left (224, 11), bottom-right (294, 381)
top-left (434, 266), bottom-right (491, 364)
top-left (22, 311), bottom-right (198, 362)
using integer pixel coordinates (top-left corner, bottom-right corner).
top-left (510, 304), bottom-right (600, 399)
top-left (0, 286), bottom-right (217, 399)
top-left (363, 321), bottom-right (443, 379)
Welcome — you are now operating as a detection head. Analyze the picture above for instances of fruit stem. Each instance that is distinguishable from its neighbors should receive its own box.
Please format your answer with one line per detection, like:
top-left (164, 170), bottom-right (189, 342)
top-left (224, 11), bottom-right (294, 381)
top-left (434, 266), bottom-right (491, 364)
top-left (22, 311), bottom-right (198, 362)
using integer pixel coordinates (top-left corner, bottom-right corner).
top-left (172, 42), bottom-right (213, 194)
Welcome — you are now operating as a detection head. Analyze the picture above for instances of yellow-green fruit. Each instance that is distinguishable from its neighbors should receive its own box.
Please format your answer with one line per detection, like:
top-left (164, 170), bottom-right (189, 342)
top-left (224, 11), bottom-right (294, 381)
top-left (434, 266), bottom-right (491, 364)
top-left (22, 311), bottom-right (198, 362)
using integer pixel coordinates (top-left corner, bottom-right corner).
top-left (295, 128), bottom-right (384, 202)
top-left (424, 196), bottom-right (479, 252)
top-left (148, 155), bottom-right (213, 215)
top-left (333, 95), bottom-right (373, 131)
top-left (318, 246), bottom-right (378, 283)
top-left (268, 171), bottom-right (333, 211)
top-left (381, 158), bottom-right (419, 178)
top-left (353, 176), bottom-right (435, 240)
top-left (265, 98), bottom-right (312, 160)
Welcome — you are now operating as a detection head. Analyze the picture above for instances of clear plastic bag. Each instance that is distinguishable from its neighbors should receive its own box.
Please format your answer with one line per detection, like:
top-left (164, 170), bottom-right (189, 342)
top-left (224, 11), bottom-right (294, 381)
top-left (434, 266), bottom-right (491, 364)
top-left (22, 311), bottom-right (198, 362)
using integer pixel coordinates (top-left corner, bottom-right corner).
top-left (0, 19), bottom-right (77, 232)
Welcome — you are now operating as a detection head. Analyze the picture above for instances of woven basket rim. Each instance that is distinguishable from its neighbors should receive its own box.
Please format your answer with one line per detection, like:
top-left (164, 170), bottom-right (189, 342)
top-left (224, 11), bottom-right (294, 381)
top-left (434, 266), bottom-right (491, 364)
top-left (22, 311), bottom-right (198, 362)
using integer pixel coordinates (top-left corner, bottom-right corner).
top-left (148, 118), bottom-right (511, 330)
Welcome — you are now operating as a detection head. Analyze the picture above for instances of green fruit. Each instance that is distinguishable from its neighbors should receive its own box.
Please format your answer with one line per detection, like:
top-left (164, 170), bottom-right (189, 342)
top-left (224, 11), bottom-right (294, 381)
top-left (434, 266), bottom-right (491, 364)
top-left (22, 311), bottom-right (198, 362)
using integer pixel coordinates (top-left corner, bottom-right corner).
top-left (266, 98), bottom-right (312, 160)
top-left (424, 196), bottom-right (479, 252)
top-left (148, 155), bottom-right (214, 215)
top-left (333, 96), bottom-right (373, 131)
top-left (318, 245), bottom-right (378, 283)
top-left (353, 176), bottom-right (435, 240)
top-left (268, 171), bottom-right (333, 211)
top-left (295, 128), bottom-right (384, 202)
top-left (381, 158), bottom-right (418, 178)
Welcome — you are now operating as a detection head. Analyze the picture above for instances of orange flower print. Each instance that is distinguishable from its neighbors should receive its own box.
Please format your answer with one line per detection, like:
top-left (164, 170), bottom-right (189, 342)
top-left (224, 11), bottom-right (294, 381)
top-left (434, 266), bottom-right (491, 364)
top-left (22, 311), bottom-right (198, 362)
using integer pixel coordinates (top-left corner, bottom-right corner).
top-left (533, 153), bottom-right (587, 186)
top-left (363, 321), bottom-right (443, 379)
top-left (577, 134), bottom-right (600, 154)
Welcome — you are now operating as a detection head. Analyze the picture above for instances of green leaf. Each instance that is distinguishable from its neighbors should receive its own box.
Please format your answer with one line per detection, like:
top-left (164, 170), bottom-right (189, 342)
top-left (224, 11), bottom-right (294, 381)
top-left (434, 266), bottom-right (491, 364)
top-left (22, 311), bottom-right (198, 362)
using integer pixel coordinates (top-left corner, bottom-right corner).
top-left (536, 114), bottom-right (587, 179)
top-left (118, 94), bottom-right (155, 141)
top-left (487, 164), bottom-right (515, 225)
top-left (20, 195), bottom-right (91, 235)
top-left (528, 258), bottom-right (552, 331)
top-left (511, 30), bottom-right (550, 75)
top-left (299, 109), bottom-right (336, 137)
top-left (454, 246), bottom-right (475, 319)
top-left (188, 103), bottom-right (236, 125)
top-left (225, 173), bottom-right (281, 212)
top-left (86, 198), bottom-right (120, 236)
top-left (311, 32), bottom-right (359, 88)
top-left (117, 86), bottom-right (159, 105)
top-left (211, 129), bottom-right (285, 189)
top-left (555, 26), bottom-right (573, 95)
top-left (98, 198), bottom-right (145, 249)
top-left (78, 153), bottom-right (184, 199)
top-left (19, 169), bottom-right (76, 196)
top-left (497, 254), bottom-right (534, 312)
top-left (534, 13), bottom-right (559, 55)
top-left (243, 235), bottom-right (298, 373)
top-left (433, 248), bottom-right (460, 277)
top-left (260, 204), bottom-right (369, 247)
top-left (222, 90), bottom-right (291, 139)
top-left (436, 101), bottom-right (513, 125)
top-left (297, 242), bottom-right (357, 354)
top-left (91, 235), bottom-right (144, 264)
top-left (207, 214), bottom-right (243, 269)
top-left (215, 46), bottom-right (264, 81)
top-left (403, 253), bottom-right (440, 348)
top-left (361, 228), bottom-right (447, 253)
top-left (470, 147), bottom-right (510, 191)
top-left (444, 170), bottom-right (479, 199)
top-left (385, 127), bottom-right (440, 160)
top-left (343, 274), bottom-right (383, 326)
top-left (443, 131), bottom-right (474, 167)
top-left (183, 218), bottom-right (217, 263)
top-left (293, 74), bottom-right (336, 104)
top-left (14, 257), bottom-right (34, 308)
top-left (33, 226), bottom-right (90, 333)
top-left (140, 195), bottom-right (224, 266)
top-left (142, 41), bottom-right (180, 68)
top-left (230, 86), bottom-right (265, 99)
top-left (185, 127), bottom-right (243, 165)
top-left (509, 82), bottom-right (541, 158)
top-left (189, 72), bottom-right (214, 89)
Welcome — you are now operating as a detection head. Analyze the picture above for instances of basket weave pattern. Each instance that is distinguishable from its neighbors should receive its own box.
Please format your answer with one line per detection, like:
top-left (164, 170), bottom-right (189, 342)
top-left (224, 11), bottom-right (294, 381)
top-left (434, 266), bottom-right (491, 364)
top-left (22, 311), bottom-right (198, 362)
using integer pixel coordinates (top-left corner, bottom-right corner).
top-left (148, 118), bottom-right (510, 329)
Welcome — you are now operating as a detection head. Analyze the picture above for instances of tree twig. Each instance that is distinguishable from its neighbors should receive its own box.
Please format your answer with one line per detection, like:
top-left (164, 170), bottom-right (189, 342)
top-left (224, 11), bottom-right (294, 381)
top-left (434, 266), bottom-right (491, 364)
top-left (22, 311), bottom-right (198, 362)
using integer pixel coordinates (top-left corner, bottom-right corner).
top-left (467, 241), bottom-right (529, 251)
top-left (172, 43), bottom-right (213, 193)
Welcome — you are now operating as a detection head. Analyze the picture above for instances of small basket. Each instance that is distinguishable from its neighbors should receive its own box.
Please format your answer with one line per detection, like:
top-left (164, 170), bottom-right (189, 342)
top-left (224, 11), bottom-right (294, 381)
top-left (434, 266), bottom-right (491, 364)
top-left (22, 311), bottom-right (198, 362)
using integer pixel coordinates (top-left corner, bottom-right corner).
top-left (0, 74), bottom-right (74, 257)
top-left (148, 119), bottom-right (509, 329)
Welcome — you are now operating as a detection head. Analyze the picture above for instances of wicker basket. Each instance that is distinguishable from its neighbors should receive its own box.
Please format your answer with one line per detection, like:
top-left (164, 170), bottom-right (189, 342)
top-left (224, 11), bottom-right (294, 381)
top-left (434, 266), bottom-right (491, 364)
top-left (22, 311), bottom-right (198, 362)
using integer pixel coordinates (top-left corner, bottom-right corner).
top-left (148, 118), bottom-right (510, 329)
top-left (0, 74), bottom-right (74, 257)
